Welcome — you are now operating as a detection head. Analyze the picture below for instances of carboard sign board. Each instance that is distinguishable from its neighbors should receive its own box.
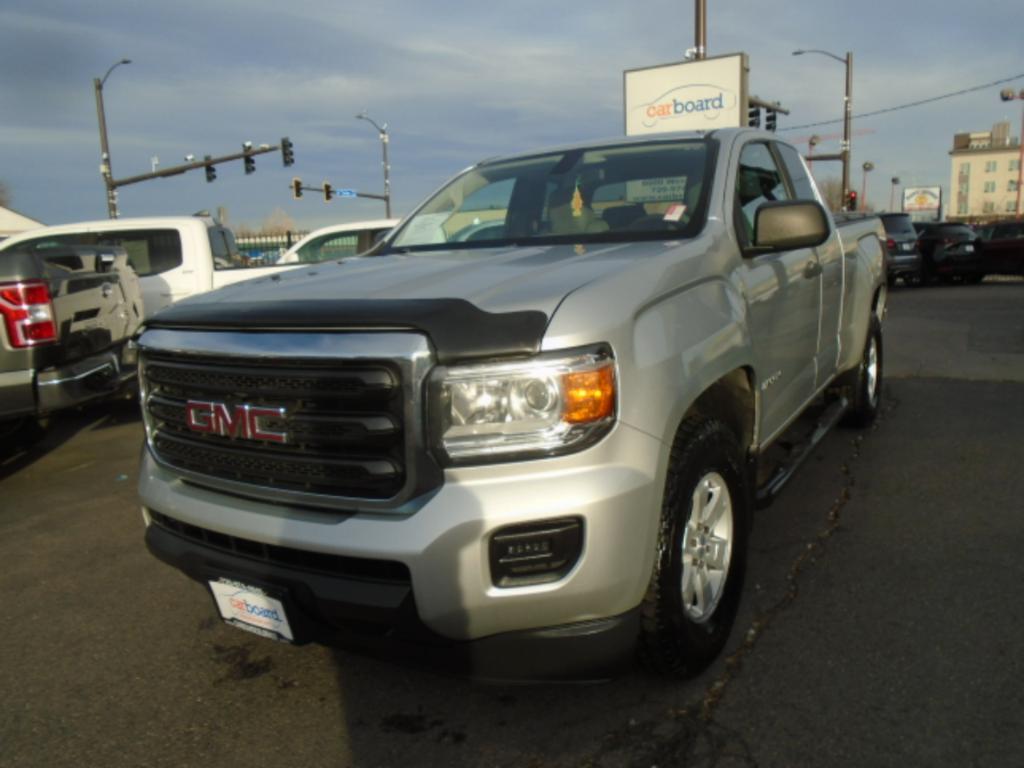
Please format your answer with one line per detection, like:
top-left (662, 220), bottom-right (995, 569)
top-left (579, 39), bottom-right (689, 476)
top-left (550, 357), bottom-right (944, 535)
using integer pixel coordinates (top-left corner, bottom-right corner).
top-left (903, 186), bottom-right (942, 212)
top-left (624, 53), bottom-right (749, 136)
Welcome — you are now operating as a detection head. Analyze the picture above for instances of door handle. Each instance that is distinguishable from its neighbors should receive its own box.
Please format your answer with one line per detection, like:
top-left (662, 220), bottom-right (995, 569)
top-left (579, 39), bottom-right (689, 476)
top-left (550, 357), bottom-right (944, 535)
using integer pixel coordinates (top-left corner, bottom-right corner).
top-left (803, 260), bottom-right (823, 279)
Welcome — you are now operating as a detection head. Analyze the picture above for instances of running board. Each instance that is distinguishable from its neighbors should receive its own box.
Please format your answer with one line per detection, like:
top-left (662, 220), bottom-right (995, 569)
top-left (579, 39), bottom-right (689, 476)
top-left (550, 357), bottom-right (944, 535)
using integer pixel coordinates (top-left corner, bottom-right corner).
top-left (755, 397), bottom-right (849, 509)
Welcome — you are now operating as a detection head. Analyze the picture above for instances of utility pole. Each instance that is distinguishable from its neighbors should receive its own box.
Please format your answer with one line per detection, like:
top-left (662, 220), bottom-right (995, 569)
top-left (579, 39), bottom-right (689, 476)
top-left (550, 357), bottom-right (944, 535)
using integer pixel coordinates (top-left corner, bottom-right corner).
top-left (694, 0), bottom-right (707, 59)
top-left (93, 58), bottom-right (131, 218)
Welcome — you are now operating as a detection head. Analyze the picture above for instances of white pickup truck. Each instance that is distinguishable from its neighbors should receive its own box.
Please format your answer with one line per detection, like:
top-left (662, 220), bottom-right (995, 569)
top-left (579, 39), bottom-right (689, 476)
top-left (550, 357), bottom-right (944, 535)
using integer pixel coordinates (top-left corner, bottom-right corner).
top-left (0, 216), bottom-right (396, 318)
top-left (136, 128), bottom-right (886, 681)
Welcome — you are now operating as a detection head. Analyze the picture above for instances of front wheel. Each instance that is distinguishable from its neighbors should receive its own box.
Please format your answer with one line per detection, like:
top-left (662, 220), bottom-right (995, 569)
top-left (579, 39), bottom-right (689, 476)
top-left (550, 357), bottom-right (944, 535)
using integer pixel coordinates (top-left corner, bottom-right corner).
top-left (842, 316), bottom-right (883, 428)
top-left (639, 416), bottom-right (750, 678)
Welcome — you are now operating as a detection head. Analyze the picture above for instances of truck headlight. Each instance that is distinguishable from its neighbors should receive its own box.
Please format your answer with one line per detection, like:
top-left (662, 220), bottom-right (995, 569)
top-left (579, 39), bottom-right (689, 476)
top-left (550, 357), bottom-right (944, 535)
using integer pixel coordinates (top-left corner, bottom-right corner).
top-left (432, 346), bottom-right (616, 463)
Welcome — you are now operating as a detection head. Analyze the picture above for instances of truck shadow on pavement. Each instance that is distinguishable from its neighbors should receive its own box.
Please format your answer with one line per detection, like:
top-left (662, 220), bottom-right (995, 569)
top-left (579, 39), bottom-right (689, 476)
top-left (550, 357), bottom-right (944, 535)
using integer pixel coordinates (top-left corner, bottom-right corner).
top-left (322, 400), bottom-right (889, 768)
top-left (0, 396), bottom-right (141, 481)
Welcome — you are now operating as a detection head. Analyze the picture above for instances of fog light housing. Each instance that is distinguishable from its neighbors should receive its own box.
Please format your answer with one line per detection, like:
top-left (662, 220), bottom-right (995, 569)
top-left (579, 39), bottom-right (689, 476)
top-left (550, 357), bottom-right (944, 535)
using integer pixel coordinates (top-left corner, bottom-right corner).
top-left (489, 518), bottom-right (583, 588)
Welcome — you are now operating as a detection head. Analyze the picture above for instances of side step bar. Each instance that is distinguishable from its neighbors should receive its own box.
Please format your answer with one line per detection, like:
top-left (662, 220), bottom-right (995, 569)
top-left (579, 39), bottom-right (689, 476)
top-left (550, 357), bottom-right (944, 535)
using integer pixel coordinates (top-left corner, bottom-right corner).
top-left (755, 397), bottom-right (849, 509)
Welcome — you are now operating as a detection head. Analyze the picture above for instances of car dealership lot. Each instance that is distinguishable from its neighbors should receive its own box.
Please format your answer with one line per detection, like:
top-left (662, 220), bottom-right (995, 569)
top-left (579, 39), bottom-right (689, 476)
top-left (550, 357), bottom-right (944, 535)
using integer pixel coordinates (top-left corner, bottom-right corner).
top-left (3, 281), bottom-right (1023, 768)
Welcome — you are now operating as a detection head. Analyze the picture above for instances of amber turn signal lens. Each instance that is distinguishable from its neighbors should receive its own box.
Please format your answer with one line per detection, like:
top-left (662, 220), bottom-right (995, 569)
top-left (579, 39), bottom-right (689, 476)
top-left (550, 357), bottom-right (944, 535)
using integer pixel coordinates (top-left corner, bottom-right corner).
top-left (562, 365), bottom-right (615, 424)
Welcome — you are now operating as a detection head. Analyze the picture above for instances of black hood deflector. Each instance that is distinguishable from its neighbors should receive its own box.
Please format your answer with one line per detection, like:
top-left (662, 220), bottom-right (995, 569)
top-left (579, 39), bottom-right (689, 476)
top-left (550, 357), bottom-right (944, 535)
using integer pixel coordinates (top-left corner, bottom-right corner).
top-left (145, 299), bottom-right (549, 364)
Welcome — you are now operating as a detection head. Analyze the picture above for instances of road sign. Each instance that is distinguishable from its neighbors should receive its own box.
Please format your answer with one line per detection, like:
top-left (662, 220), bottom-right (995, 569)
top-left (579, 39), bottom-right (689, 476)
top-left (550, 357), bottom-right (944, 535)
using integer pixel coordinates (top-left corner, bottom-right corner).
top-left (337, 189), bottom-right (357, 198)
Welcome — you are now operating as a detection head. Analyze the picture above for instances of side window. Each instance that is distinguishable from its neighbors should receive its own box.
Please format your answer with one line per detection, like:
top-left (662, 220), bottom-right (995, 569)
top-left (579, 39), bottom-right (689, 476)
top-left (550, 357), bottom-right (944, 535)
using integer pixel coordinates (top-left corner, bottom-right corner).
top-left (735, 143), bottom-right (791, 241)
top-left (297, 233), bottom-right (359, 263)
top-left (96, 229), bottom-right (183, 276)
top-left (776, 143), bottom-right (819, 202)
top-left (208, 227), bottom-right (238, 269)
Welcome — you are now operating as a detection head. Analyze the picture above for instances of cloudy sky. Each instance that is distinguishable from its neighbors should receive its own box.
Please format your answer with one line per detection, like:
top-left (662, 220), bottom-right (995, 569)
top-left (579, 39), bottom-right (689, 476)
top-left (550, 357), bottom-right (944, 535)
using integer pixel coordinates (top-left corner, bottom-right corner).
top-left (2, 0), bottom-right (1022, 231)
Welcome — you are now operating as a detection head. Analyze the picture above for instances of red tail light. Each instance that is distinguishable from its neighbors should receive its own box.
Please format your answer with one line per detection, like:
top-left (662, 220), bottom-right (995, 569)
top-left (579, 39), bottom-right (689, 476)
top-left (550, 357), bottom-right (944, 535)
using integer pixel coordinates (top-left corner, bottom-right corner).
top-left (885, 237), bottom-right (896, 250)
top-left (0, 280), bottom-right (58, 348)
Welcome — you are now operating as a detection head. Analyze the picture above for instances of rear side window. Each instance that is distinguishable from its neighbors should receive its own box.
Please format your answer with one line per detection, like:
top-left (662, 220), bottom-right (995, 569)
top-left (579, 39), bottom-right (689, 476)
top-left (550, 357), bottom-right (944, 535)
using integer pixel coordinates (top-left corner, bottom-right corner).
top-left (3, 229), bottom-right (182, 277)
top-left (736, 142), bottom-right (791, 240)
top-left (776, 143), bottom-right (818, 202)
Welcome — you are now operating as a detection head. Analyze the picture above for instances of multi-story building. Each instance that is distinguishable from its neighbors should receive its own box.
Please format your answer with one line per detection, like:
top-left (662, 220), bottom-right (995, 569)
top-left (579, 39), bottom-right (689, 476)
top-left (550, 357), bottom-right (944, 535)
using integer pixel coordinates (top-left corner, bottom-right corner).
top-left (948, 121), bottom-right (1023, 222)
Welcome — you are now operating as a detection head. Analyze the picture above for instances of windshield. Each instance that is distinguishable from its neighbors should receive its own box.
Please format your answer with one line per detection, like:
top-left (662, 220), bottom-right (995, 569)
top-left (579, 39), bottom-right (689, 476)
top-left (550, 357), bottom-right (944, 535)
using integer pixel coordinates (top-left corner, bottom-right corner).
top-left (389, 139), bottom-right (713, 251)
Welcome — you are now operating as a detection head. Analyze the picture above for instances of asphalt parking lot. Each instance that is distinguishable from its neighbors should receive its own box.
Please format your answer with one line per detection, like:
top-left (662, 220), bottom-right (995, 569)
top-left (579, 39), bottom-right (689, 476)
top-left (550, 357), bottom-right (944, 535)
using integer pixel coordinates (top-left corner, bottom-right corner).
top-left (2, 280), bottom-right (1022, 768)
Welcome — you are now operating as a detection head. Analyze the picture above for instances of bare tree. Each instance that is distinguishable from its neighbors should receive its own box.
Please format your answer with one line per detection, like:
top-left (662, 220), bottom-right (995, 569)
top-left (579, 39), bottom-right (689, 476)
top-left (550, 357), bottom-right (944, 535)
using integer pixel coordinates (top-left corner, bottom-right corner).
top-left (817, 178), bottom-right (843, 212)
top-left (261, 208), bottom-right (296, 235)
top-left (0, 180), bottom-right (10, 209)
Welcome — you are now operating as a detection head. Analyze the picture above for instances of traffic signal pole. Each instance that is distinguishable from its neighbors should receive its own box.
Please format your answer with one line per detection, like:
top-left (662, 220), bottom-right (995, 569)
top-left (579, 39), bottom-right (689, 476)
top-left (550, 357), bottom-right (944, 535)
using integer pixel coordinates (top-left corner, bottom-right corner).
top-left (106, 140), bottom-right (294, 196)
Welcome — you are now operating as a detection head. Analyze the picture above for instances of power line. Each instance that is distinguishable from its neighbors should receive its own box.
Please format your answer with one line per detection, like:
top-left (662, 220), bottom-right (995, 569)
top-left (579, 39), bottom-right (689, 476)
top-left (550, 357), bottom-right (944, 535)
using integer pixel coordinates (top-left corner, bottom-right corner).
top-left (781, 73), bottom-right (1024, 132)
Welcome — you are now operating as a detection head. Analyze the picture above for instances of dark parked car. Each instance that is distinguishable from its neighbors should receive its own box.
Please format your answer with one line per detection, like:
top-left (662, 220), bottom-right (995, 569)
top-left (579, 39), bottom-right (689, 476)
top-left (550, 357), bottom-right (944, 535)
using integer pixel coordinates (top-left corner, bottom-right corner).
top-left (879, 213), bottom-right (923, 284)
top-left (913, 222), bottom-right (984, 284)
top-left (976, 219), bottom-right (1024, 277)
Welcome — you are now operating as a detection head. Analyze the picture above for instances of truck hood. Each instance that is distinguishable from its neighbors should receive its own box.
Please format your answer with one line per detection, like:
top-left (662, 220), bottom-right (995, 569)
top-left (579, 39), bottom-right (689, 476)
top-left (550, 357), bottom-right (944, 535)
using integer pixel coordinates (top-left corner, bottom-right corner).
top-left (206, 241), bottom-right (671, 316)
top-left (145, 240), bottom-right (692, 362)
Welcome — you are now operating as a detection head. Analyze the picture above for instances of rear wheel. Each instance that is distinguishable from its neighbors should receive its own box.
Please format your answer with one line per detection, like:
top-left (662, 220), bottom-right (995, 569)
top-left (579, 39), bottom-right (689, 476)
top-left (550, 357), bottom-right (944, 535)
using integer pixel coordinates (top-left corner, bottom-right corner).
top-left (842, 317), bottom-right (883, 428)
top-left (639, 416), bottom-right (749, 678)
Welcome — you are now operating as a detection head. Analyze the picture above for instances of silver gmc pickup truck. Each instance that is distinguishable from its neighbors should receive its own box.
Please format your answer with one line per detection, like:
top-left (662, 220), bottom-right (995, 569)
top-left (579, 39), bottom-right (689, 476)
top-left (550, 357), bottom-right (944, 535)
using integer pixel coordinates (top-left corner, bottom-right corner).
top-left (136, 127), bottom-right (886, 680)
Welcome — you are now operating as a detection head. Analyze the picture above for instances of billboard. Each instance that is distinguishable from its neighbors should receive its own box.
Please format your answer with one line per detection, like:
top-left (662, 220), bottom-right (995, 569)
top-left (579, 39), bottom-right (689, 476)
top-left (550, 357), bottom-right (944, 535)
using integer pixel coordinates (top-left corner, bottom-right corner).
top-left (903, 186), bottom-right (942, 213)
top-left (624, 53), bottom-right (748, 137)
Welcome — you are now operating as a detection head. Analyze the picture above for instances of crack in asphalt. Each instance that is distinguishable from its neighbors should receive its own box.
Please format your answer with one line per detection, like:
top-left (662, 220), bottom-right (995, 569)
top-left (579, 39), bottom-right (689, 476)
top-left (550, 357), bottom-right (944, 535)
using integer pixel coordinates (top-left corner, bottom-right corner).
top-left (583, 399), bottom-right (892, 768)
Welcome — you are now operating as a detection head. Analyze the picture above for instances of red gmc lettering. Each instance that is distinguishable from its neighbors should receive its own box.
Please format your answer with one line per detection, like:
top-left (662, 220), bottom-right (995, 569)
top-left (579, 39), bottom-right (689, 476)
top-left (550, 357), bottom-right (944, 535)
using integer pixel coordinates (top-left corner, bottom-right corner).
top-left (185, 401), bottom-right (287, 443)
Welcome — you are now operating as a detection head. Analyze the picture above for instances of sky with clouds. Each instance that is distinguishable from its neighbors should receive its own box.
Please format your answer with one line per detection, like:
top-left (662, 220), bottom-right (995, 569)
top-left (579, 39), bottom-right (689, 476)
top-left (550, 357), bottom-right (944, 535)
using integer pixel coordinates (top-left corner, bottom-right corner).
top-left (2, 0), bottom-right (1022, 231)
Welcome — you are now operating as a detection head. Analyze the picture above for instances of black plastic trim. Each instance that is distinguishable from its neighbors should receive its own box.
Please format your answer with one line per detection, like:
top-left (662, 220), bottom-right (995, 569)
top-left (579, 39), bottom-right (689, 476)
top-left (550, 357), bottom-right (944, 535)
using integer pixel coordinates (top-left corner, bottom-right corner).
top-left (145, 298), bottom-right (549, 364)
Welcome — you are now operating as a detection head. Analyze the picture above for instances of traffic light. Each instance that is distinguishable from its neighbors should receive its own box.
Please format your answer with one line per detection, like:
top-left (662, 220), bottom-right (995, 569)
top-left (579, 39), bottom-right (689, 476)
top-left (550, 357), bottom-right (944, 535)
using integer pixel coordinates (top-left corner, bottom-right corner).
top-left (748, 106), bottom-right (760, 128)
top-left (323, 182), bottom-right (334, 202)
top-left (243, 150), bottom-right (255, 175)
top-left (846, 190), bottom-right (858, 211)
top-left (281, 137), bottom-right (295, 167)
top-left (766, 109), bottom-right (777, 132)
top-left (204, 155), bottom-right (216, 183)
top-left (292, 177), bottom-right (303, 199)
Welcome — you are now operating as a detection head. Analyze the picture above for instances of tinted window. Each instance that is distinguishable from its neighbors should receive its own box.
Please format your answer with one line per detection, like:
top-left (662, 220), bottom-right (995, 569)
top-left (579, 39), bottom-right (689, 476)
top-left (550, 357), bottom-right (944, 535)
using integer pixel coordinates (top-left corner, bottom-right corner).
top-left (880, 214), bottom-right (917, 236)
top-left (4, 228), bottom-right (182, 277)
top-left (776, 143), bottom-right (818, 201)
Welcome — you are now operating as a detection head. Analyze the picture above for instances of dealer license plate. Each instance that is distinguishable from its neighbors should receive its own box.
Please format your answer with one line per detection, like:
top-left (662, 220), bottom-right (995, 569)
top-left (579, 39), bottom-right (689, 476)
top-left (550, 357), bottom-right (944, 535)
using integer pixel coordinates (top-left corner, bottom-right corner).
top-left (209, 578), bottom-right (294, 642)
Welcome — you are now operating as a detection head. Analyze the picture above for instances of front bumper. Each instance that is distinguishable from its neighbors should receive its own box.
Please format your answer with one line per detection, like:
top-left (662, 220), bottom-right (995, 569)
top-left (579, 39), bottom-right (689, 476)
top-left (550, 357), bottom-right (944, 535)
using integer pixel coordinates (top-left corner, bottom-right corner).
top-left (145, 519), bottom-right (640, 681)
top-left (139, 420), bottom-right (667, 679)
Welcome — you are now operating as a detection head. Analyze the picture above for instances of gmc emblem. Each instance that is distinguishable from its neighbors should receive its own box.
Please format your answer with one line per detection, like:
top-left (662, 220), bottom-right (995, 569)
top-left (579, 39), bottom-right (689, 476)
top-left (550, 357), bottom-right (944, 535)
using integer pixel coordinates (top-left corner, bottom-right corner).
top-left (185, 400), bottom-right (288, 444)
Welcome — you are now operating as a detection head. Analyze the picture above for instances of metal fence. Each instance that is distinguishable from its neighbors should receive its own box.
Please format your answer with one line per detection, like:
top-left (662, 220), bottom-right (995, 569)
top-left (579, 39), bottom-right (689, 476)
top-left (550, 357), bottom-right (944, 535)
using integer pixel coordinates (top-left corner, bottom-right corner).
top-left (234, 231), bottom-right (309, 264)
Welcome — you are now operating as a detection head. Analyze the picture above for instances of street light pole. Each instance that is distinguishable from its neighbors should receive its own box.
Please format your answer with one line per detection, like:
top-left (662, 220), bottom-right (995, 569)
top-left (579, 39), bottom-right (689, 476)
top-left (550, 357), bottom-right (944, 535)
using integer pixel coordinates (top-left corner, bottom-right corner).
top-left (808, 134), bottom-right (820, 172)
top-left (93, 58), bottom-right (131, 219)
top-left (861, 161), bottom-right (874, 212)
top-left (793, 49), bottom-right (853, 208)
top-left (890, 176), bottom-right (900, 212)
top-left (1000, 88), bottom-right (1024, 217)
top-left (355, 112), bottom-right (392, 218)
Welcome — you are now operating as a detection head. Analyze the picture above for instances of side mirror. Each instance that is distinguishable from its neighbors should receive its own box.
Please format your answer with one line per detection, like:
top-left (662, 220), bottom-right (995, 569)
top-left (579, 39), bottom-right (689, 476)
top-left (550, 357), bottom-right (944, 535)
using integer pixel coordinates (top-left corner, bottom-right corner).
top-left (746, 200), bottom-right (831, 255)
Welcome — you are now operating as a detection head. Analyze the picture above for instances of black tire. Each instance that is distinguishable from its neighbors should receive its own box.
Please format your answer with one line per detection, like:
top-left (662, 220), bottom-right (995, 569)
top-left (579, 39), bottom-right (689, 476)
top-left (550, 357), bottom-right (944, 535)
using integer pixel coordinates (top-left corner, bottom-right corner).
top-left (639, 416), bottom-right (750, 678)
top-left (841, 316), bottom-right (883, 428)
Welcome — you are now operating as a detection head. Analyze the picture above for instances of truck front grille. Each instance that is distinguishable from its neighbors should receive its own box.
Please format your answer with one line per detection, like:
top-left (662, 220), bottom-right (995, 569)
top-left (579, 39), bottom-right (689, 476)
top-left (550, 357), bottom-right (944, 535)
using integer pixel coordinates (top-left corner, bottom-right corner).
top-left (137, 330), bottom-right (436, 510)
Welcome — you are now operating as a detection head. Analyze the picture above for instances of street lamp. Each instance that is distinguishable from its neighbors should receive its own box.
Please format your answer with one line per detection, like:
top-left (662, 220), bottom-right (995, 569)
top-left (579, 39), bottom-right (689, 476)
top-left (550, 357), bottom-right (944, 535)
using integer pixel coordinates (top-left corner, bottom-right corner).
top-left (793, 49), bottom-right (853, 208)
top-left (808, 134), bottom-right (820, 172)
top-left (93, 58), bottom-right (131, 218)
top-left (355, 111), bottom-right (392, 218)
top-left (861, 161), bottom-right (874, 212)
top-left (999, 88), bottom-right (1024, 217)
top-left (890, 176), bottom-right (901, 212)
